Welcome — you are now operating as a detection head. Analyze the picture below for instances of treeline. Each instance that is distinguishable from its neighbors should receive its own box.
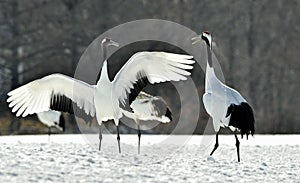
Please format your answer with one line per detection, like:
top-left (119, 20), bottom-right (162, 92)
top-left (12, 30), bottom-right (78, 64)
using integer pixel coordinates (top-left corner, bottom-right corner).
top-left (0, 0), bottom-right (298, 134)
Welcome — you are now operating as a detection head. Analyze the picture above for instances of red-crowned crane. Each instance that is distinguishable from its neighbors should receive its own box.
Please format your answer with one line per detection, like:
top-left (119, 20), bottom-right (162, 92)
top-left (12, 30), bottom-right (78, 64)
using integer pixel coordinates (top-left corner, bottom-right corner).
top-left (192, 32), bottom-right (255, 162)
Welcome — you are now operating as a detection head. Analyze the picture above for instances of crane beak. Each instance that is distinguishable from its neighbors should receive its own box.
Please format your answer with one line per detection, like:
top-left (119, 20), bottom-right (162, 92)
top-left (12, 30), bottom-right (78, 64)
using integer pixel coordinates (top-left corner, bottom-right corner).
top-left (191, 36), bottom-right (202, 45)
top-left (110, 40), bottom-right (119, 47)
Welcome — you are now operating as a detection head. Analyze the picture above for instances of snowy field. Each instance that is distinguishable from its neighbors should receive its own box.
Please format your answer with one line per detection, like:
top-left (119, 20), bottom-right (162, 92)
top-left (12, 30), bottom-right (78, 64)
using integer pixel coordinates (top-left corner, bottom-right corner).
top-left (0, 134), bottom-right (299, 182)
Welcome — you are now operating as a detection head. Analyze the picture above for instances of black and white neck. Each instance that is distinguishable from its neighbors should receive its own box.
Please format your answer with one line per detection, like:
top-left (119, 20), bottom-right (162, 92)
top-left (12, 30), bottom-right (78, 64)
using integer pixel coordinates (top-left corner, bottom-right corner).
top-left (201, 31), bottom-right (213, 68)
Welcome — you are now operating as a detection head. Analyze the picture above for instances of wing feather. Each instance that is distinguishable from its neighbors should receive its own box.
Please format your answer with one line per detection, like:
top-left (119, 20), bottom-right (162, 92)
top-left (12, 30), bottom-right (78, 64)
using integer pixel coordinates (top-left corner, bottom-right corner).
top-left (113, 51), bottom-right (194, 105)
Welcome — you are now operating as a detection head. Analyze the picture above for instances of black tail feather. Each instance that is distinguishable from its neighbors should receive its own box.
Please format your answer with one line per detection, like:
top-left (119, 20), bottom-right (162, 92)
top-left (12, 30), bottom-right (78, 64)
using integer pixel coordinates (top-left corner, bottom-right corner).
top-left (165, 108), bottom-right (172, 121)
top-left (59, 114), bottom-right (65, 132)
top-left (227, 102), bottom-right (255, 139)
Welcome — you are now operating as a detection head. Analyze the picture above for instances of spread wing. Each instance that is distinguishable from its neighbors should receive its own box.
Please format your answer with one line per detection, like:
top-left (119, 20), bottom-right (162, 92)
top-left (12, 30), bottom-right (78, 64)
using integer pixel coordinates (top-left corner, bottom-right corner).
top-left (112, 51), bottom-right (194, 106)
top-left (7, 73), bottom-right (96, 120)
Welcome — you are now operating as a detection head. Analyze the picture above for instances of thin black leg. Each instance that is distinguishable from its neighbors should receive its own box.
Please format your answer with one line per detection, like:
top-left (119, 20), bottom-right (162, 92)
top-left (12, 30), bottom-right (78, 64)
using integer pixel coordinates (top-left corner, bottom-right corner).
top-left (117, 125), bottom-right (121, 153)
top-left (137, 124), bottom-right (141, 154)
top-left (210, 132), bottom-right (219, 156)
top-left (48, 127), bottom-right (51, 143)
top-left (98, 125), bottom-right (102, 151)
top-left (234, 132), bottom-right (240, 162)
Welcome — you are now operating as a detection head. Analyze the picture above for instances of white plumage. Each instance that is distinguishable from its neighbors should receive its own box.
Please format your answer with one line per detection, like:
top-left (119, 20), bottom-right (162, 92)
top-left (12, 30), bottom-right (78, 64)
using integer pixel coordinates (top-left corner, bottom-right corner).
top-left (202, 66), bottom-right (247, 132)
top-left (8, 74), bottom-right (96, 118)
top-left (113, 52), bottom-right (194, 106)
top-left (37, 111), bottom-right (63, 130)
top-left (192, 31), bottom-right (255, 162)
top-left (7, 37), bottom-right (194, 153)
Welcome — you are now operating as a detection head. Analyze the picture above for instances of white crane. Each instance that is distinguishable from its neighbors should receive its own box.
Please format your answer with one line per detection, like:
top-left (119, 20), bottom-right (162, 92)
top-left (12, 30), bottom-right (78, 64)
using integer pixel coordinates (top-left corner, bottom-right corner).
top-left (7, 37), bottom-right (194, 153)
top-left (37, 110), bottom-right (65, 142)
top-left (124, 91), bottom-right (172, 154)
top-left (192, 32), bottom-right (255, 162)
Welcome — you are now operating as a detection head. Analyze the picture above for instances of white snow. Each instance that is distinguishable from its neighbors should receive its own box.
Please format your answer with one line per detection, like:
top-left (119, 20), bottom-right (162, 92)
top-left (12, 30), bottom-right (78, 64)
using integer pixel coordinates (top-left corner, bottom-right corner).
top-left (0, 135), bottom-right (299, 182)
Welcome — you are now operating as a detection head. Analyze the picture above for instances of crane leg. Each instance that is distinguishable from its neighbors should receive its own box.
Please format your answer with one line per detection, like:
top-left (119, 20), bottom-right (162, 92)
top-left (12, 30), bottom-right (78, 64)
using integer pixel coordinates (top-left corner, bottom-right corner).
top-left (210, 132), bottom-right (219, 156)
top-left (48, 127), bottom-right (51, 143)
top-left (116, 125), bottom-right (121, 153)
top-left (137, 120), bottom-right (141, 154)
top-left (98, 125), bottom-right (102, 151)
top-left (234, 132), bottom-right (240, 162)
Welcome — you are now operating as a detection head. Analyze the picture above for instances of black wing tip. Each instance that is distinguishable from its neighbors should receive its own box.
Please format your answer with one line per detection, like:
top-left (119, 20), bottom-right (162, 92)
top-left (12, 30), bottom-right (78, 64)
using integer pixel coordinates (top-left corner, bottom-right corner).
top-left (128, 71), bottom-right (150, 105)
top-left (228, 102), bottom-right (255, 139)
top-left (50, 93), bottom-right (74, 114)
top-left (165, 108), bottom-right (172, 121)
top-left (50, 93), bottom-right (93, 123)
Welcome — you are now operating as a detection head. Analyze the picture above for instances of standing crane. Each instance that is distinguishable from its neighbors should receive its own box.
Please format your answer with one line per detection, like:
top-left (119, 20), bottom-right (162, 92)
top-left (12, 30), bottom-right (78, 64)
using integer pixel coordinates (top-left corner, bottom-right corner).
top-left (7, 37), bottom-right (194, 153)
top-left (192, 31), bottom-right (255, 161)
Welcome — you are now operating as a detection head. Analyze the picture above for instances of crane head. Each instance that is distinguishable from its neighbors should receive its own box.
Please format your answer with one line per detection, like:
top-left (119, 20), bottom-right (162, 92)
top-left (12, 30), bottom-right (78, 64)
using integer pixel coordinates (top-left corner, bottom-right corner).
top-left (191, 31), bottom-right (212, 49)
top-left (101, 37), bottom-right (119, 48)
top-left (201, 31), bottom-right (212, 49)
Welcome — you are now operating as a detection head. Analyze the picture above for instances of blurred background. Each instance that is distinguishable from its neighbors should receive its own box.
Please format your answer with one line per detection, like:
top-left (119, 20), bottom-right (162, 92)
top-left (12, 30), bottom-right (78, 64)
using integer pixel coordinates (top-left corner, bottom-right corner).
top-left (0, 0), bottom-right (299, 135)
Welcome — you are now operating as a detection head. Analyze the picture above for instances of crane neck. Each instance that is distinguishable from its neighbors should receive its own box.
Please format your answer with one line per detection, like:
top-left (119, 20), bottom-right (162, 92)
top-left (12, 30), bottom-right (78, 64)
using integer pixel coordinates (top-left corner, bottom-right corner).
top-left (96, 44), bottom-right (110, 85)
top-left (205, 45), bottom-right (217, 84)
top-left (102, 43), bottom-right (107, 63)
top-left (207, 45), bottom-right (213, 68)
top-left (97, 60), bottom-right (110, 85)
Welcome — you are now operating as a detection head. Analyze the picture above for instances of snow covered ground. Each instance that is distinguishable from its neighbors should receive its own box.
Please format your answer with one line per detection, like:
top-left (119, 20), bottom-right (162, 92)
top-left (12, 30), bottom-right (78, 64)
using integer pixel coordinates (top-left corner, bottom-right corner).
top-left (0, 134), bottom-right (299, 182)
